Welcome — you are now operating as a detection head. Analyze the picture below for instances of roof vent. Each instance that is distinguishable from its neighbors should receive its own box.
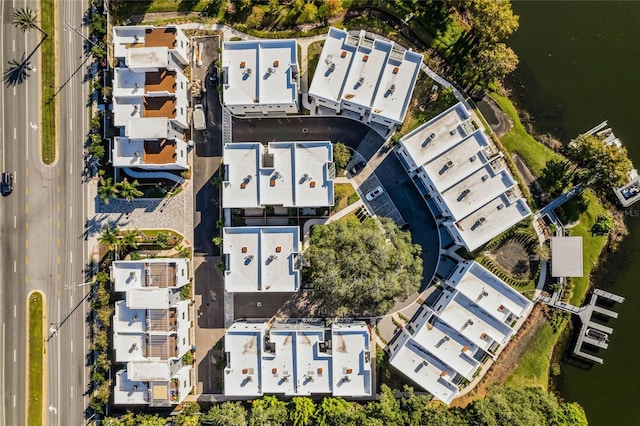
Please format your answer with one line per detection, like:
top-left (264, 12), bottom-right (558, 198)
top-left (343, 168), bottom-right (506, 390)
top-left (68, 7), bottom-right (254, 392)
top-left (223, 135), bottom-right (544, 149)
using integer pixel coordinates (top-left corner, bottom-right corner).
top-left (481, 174), bottom-right (488, 181)
top-left (240, 61), bottom-right (246, 68)
top-left (430, 132), bottom-right (436, 140)
top-left (497, 203), bottom-right (504, 210)
top-left (363, 55), bottom-right (369, 62)
top-left (273, 60), bottom-right (279, 67)
top-left (450, 128), bottom-right (457, 136)
top-left (445, 160), bottom-right (454, 168)
top-left (341, 51), bottom-right (347, 58)
top-left (329, 63), bottom-right (336, 71)
top-left (393, 66), bottom-right (399, 74)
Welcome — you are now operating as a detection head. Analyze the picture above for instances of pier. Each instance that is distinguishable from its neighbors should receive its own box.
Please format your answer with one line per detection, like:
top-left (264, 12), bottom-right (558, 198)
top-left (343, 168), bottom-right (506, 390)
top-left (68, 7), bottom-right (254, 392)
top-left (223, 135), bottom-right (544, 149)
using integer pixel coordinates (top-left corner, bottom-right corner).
top-left (539, 288), bottom-right (624, 364)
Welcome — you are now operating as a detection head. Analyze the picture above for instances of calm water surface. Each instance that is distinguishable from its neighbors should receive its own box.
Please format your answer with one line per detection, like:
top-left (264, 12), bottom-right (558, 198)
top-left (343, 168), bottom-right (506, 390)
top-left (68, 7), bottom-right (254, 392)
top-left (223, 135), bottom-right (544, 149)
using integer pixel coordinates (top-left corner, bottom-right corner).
top-left (508, 2), bottom-right (640, 424)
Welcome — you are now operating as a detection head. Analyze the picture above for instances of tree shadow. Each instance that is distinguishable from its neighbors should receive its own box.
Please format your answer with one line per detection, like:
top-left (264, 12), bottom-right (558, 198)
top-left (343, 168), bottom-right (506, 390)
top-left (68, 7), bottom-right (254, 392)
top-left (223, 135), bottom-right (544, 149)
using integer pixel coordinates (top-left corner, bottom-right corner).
top-left (556, 192), bottom-right (589, 224)
top-left (3, 33), bottom-right (47, 86)
top-left (540, 159), bottom-right (570, 195)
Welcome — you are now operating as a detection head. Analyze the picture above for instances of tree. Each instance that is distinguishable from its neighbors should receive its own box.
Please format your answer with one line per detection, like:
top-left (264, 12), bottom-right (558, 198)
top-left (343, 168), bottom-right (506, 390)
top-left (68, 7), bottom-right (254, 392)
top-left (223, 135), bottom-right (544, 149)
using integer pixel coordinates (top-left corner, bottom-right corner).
top-left (156, 231), bottom-right (170, 249)
top-left (365, 384), bottom-right (402, 424)
top-left (122, 229), bottom-right (140, 249)
top-left (305, 218), bottom-right (423, 316)
top-left (591, 214), bottom-right (615, 236)
top-left (173, 402), bottom-right (201, 426)
top-left (118, 178), bottom-right (143, 201)
top-left (98, 177), bottom-right (119, 204)
top-left (246, 6), bottom-right (265, 28)
top-left (468, 0), bottom-right (519, 44)
top-left (319, 0), bottom-right (344, 20)
top-left (467, 43), bottom-right (519, 86)
top-left (98, 224), bottom-right (119, 249)
top-left (566, 134), bottom-right (633, 197)
top-left (11, 7), bottom-right (43, 34)
top-left (290, 397), bottom-right (316, 426)
top-left (201, 401), bottom-right (248, 426)
top-left (249, 395), bottom-right (288, 426)
top-left (296, 2), bottom-right (318, 24)
top-left (315, 397), bottom-right (365, 426)
top-left (332, 142), bottom-right (351, 174)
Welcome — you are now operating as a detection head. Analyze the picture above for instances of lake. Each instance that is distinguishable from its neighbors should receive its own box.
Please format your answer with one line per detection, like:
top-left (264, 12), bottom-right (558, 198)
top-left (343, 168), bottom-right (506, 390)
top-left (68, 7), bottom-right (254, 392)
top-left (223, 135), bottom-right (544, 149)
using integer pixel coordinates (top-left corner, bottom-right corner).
top-left (508, 1), bottom-right (640, 424)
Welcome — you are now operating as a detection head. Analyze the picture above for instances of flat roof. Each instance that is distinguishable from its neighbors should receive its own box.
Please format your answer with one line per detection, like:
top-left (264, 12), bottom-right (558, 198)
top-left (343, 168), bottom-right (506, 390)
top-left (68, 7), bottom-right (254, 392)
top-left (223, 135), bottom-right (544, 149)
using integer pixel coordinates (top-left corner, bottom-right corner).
top-left (421, 130), bottom-right (493, 193)
top-left (409, 308), bottom-right (480, 380)
top-left (451, 195), bottom-right (532, 251)
top-left (127, 46), bottom-right (169, 69)
top-left (114, 332), bottom-right (146, 363)
top-left (224, 322), bottom-right (267, 397)
top-left (114, 369), bottom-right (149, 405)
top-left (223, 142), bottom-right (334, 208)
top-left (222, 39), bottom-right (298, 107)
top-left (331, 323), bottom-right (372, 396)
top-left (342, 38), bottom-right (390, 109)
top-left (113, 300), bottom-right (145, 334)
top-left (370, 48), bottom-right (422, 123)
top-left (223, 226), bottom-right (301, 292)
top-left (128, 360), bottom-right (171, 382)
top-left (126, 117), bottom-right (170, 139)
top-left (551, 236), bottom-right (584, 277)
top-left (113, 259), bottom-right (189, 292)
top-left (113, 68), bottom-right (146, 97)
top-left (447, 261), bottom-right (532, 321)
top-left (389, 330), bottom-right (459, 404)
top-left (127, 288), bottom-right (169, 309)
top-left (435, 291), bottom-right (514, 352)
top-left (308, 27), bottom-right (357, 104)
top-left (399, 103), bottom-right (472, 171)
top-left (113, 137), bottom-right (184, 167)
top-left (440, 161), bottom-right (515, 221)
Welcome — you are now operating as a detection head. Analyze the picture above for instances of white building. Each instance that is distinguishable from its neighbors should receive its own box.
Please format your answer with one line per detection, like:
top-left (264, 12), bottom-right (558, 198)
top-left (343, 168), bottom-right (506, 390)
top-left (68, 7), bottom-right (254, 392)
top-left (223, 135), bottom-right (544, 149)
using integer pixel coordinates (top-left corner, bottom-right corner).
top-left (309, 27), bottom-right (422, 130)
top-left (222, 141), bottom-right (335, 208)
top-left (396, 102), bottom-right (531, 251)
top-left (222, 39), bottom-right (299, 115)
top-left (111, 259), bottom-right (193, 406)
top-left (222, 226), bottom-right (301, 292)
top-left (224, 321), bottom-right (372, 397)
top-left (389, 260), bottom-right (532, 403)
top-left (111, 26), bottom-right (190, 170)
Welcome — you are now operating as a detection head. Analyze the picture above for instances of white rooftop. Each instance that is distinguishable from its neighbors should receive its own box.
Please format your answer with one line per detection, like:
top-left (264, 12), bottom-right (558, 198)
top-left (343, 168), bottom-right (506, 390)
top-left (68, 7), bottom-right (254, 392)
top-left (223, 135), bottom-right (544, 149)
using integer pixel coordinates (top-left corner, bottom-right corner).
top-left (126, 117), bottom-right (170, 139)
top-left (409, 307), bottom-right (480, 380)
top-left (223, 39), bottom-right (298, 107)
top-left (127, 46), bottom-right (169, 70)
top-left (113, 67), bottom-right (146, 97)
top-left (114, 331), bottom-right (146, 363)
top-left (223, 226), bottom-right (301, 293)
top-left (434, 289), bottom-right (514, 353)
top-left (440, 162), bottom-right (515, 221)
top-left (449, 194), bottom-right (532, 252)
top-left (551, 236), bottom-right (584, 277)
top-left (398, 102), bottom-right (473, 172)
top-left (112, 259), bottom-right (189, 293)
top-left (128, 360), bottom-right (171, 382)
top-left (113, 300), bottom-right (146, 334)
top-left (389, 330), bottom-right (459, 404)
top-left (223, 142), bottom-right (334, 208)
top-left (308, 27), bottom-right (357, 104)
top-left (224, 322), bottom-right (267, 397)
top-left (342, 38), bottom-right (390, 110)
top-left (114, 369), bottom-right (149, 405)
top-left (421, 130), bottom-right (494, 194)
top-left (127, 288), bottom-right (170, 310)
top-left (446, 261), bottom-right (533, 321)
top-left (330, 323), bottom-right (372, 397)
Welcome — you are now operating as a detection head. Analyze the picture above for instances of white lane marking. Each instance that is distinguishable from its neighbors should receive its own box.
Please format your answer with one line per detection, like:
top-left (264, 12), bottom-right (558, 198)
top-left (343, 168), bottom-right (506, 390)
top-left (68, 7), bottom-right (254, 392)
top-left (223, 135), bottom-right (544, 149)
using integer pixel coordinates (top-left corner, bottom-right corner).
top-left (70, 339), bottom-right (73, 353)
top-left (70, 251), bottom-right (73, 264)
top-left (13, 305), bottom-right (16, 317)
top-left (69, 161), bottom-right (72, 175)
top-left (70, 386), bottom-right (74, 399)
top-left (13, 216), bottom-right (16, 228)
top-left (13, 350), bottom-right (16, 363)
top-left (70, 118), bottom-right (72, 129)
top-left (12, 39), bottom-right (15, 52)
top-left (13, 395), bottom-right (15, 408)
top-left (13, 87), bottom-right (15, 96)
top-left (70, 206), bottom-right (73, 219)
top-left (13, 128), bottom-right (16, 140)
top-left (13, 261), bottom-right (16, 273)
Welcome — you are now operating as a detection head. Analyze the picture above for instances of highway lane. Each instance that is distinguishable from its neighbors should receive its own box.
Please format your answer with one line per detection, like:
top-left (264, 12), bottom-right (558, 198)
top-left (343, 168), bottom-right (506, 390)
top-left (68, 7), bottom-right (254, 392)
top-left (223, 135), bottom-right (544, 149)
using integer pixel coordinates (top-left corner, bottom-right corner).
top-left (0, 1), bottom-right (40, 425)
top-left (1, 0), bottom-right (89, 425)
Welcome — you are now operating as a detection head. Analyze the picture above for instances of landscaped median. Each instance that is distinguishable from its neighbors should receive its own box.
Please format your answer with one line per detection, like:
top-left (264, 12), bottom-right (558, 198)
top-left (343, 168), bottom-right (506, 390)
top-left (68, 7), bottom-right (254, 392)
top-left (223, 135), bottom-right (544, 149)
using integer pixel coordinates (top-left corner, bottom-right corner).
top-left (41, 0), bottom-right (55, 164)
top-left (27, 291), bottom-right (45, 426)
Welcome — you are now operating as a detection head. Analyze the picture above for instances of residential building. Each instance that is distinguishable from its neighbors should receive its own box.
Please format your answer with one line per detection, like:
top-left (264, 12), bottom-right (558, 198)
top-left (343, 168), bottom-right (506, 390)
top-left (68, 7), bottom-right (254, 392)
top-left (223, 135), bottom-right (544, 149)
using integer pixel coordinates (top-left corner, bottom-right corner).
top-left (396, 102), bottom-right (531, 251)
top-left (111, 259), bottom-right (194, 406)
top-left (224, 320), bottom-right (372, 397)
top-left (309, 27), bottom-right (422, 130)
top-left (389, 260), bottom-right (532, 404)
top-left (111, 26), bottom-right (190, 170)
top-left (222, 141), bottom-right (335, 208)
top-left (222, 226), bottom-right (302, 292)
top-left (222, 39), bottom-right (299, 115)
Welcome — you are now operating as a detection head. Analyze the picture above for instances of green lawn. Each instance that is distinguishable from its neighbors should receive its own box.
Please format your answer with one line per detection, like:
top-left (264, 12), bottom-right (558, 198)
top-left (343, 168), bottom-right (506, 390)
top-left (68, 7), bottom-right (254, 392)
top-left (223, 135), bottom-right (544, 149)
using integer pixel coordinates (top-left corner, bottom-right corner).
top-left (505, 323), bottom-right (559, 390)
top-left (333, 183), bottom-right (359, 213)
top-left (41, 0), bottom-right (55, 164)
top-left (490, 91), bottom-right (563, 176)
top-left (28, 292), bottom-right (44, 426)
top-left (306, 41), bottom-right (324, 86)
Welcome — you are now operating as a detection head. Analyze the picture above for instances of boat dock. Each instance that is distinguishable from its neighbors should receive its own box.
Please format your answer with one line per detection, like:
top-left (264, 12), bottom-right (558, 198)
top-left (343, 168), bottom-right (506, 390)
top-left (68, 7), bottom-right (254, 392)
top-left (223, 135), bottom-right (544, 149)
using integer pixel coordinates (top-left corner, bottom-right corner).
top-left (539, 288), bottom-right (624, 364)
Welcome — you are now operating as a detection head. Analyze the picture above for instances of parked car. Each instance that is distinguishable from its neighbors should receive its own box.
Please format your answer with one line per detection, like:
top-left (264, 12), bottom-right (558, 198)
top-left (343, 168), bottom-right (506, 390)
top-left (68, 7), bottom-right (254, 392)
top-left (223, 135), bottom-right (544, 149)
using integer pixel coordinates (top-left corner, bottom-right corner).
top-left (365, 186), bottom-right (384, 201)
top-left (193, 104), bottom-right (206, 130)
top-left (1, 172), bottom-right (13, 196)
top-left (208, 66), bottom-right (219, 85)
top-left (349, 161), bottom-right (366, 176)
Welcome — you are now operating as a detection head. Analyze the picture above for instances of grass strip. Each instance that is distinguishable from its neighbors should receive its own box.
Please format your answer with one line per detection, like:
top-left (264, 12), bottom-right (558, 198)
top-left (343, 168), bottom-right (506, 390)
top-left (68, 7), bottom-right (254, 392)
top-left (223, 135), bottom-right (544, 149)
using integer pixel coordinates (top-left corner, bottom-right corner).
top-left (505, 322), bottom-right (557, 390)
top-left (41, 0), bottom-right (55, 164)
top-left (27, 292), bottom-right (44, 426)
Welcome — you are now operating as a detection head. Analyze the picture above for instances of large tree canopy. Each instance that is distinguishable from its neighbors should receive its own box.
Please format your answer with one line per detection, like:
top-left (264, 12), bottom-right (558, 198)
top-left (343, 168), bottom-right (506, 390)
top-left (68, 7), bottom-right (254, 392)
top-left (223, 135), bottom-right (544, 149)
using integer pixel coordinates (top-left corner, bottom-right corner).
top-left (567, 133), bottom-right (633, 197)
top-left (305, 218), bottom-right (423, 316)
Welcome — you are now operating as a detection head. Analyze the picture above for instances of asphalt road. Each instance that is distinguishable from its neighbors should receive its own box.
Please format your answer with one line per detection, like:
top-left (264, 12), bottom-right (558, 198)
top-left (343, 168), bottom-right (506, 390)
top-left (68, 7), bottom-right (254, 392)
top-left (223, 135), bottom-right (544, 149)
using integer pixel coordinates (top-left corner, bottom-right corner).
top-left (0, 1), bottom-right (89, 425)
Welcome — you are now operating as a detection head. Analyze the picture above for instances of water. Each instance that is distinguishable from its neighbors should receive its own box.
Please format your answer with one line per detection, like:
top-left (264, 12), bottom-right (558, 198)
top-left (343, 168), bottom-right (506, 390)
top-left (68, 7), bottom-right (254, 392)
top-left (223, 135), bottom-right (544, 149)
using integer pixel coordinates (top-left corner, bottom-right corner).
top-left (508, 2), bottom-right (640, 424)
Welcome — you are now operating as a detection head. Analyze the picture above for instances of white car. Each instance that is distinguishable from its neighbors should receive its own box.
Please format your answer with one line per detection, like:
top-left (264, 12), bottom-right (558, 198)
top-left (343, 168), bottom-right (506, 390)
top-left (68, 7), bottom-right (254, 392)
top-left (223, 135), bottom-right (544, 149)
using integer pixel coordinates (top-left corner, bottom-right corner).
top-left (365, 186), bottom-right (384, 201)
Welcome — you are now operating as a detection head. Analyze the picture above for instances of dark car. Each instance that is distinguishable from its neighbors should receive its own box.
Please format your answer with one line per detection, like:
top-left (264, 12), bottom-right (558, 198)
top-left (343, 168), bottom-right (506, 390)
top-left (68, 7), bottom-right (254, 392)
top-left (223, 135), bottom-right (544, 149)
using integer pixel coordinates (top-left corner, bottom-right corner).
top-left (208, 66), bottom-right (219, 85)
top-left (349, 161), bottom-right (366, 176)
top-left (1, 172), bottom-right (13, 195)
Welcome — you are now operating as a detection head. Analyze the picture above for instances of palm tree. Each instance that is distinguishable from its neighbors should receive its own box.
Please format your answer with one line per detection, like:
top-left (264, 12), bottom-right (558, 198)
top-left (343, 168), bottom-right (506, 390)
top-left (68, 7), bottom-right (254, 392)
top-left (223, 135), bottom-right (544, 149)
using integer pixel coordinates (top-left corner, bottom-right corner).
top-left (118, 178), bottom-right (143, 201)
top-left (98, 224), bottom-right (119, 250)
top-left (122, 229), bottom-right (140, 250)
top-left (11, 8), bottom-right (44, 35)
top-left (97, 177), bottom-right (119, 204)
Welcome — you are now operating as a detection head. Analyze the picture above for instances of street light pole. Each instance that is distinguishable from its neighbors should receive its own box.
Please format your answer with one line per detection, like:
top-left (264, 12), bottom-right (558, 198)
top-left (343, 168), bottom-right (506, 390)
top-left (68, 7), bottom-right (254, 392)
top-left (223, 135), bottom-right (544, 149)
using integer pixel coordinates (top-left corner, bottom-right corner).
top-left (64, 22), bottom-right (99, 48)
